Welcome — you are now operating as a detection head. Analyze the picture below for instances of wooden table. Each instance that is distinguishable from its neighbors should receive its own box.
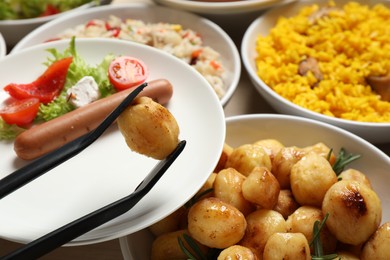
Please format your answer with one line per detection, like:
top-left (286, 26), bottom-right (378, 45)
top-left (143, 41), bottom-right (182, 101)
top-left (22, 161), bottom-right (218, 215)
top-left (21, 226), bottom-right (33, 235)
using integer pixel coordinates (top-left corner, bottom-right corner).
top-left (1, 0), bottom-right (389, 259)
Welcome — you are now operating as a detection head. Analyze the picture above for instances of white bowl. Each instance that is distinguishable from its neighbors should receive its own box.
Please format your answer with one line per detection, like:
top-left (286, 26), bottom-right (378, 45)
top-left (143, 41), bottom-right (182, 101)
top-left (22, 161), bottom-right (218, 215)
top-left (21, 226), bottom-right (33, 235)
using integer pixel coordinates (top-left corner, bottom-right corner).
top-left (0, 1), bottom-right (103, 47)
top-left (12, 3), bottom-right (240, 106)
top-left (0, 38), bottom-right (225, 245)
top-left (241, 0), bottom-right (390, 144)
top-left (0, 33), bottom-right (6, 58)
top-left (120, 113), bottom-right (390, 259)
top-left (152, 0), bottom-right (296, 15)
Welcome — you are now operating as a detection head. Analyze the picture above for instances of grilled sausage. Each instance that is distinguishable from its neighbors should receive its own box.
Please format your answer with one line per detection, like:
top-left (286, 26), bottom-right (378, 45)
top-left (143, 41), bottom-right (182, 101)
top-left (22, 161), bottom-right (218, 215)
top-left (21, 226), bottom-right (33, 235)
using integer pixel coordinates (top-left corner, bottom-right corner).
top-left (14, 79), bottom-right (173, 160)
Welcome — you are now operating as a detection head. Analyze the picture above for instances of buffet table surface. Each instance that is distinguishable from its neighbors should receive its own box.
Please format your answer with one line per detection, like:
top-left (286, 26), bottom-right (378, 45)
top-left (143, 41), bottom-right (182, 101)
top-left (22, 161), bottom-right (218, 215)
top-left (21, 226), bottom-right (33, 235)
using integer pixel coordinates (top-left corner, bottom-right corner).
top-left (1, 0), bottom-right (389, 259)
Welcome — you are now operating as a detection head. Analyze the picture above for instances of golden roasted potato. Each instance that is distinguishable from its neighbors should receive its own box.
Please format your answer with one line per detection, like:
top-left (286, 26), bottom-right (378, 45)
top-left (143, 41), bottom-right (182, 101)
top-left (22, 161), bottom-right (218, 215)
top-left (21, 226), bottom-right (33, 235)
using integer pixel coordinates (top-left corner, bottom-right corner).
top-left (254, 139), bottom-right (285, 164)
top-left (361, 222), bottom-right (390, 260)
top-left (195, 173), bottom-right (217, 199)
top-left (272, 146), bottom-right (306, 189)
top-left (339, 169), bottom-right (372, 189)
top-left (214, 168), bottom-right (255, 216)
top-left (225, 144), bottom-right (272, 176)
top-left (117, 96), bottom-right (179, 160)
top-left (242, 166), bottom-right (280, 209)
top-left (217, 245), bottom-right (258, 260)
top-left (149, 206), bottom-right (187, 237)
top-left (151, 229), bottom-right (207, 260)
top-left (263, 232), bottom-right (311, 260)
top-left (322, 180), bottom-right (382, 245)
top-left (286, 206), bottom-right (337, 254)
top-left (303, 142), bottom-right (336, 165)
top-left (240, 209), bottom-right (287, 258)
top-left (290, 152), bottom-right (338, 207)
top-left (273, 189), bottom-right (300, 219)
top-left (214, 143), bottom-right (234, 173)
top-left (188, 197), bottom-right (247, 249)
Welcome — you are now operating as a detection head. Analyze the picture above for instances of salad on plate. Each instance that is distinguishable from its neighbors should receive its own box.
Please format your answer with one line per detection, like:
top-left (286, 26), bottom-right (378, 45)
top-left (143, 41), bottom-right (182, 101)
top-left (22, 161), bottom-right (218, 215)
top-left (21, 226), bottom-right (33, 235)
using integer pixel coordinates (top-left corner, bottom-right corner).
top-left (0, 37), bottom-right (148, 141)
top-left (0, 0), bottom-right (98, 20)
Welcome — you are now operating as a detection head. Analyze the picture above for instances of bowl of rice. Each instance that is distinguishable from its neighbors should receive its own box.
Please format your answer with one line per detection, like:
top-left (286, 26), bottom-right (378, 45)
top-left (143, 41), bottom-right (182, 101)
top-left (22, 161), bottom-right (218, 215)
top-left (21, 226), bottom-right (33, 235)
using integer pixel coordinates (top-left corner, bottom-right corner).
top-left (12, 3), bottom-right (241, 107)
top-left (241, 0), bottom-right (390, 144)
top-left (119, 114), bottom-right (390, 259)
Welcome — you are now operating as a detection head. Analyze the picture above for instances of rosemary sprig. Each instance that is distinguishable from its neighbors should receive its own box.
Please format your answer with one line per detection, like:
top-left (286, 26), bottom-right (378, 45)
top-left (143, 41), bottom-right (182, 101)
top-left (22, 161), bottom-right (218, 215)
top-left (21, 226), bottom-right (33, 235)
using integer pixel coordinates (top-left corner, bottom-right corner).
top-left (331, 148), bottom-right (361, 175)
top-left (310, 213), bottom-right (339, 260)
top-left (184, 188), bottom-right (213, 209)
top-left (178, 233), bottom-right (207, 260)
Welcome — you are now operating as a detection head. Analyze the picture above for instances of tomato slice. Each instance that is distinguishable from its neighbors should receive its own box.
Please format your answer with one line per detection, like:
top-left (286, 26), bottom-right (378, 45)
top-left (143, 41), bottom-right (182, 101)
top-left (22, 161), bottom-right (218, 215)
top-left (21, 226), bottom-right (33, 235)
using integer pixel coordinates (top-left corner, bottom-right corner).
top-left (0, 97), bottom-right (40, 126)
top-left (108, 56), bottom-right (148, 91)
top-left (39, 4), bottom-right (60, 17)
top-left (4, 57), bottom-right (73, 104)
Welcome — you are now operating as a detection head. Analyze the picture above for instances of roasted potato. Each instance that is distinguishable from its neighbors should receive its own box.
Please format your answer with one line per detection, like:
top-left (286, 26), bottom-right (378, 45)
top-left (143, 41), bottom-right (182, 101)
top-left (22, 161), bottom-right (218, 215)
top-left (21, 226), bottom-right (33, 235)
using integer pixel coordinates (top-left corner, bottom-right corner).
top-left (242, 166), bottom-right (280, 209)
top-left (263, 232), bottom-right (311, 260)
top-left (187, 197), bottom-right (247, 249)
top-left (361, 221), bottom-right (390, 260)
top-left (290, 152), bottom-right (338, 207)
top-left (239, 209), bottom-right (287, 258)
top-left (118, 96), bottom-right (179, 160)
top-left (214, 168), bottom-right (255, 216)
top-left (322, 180), bottom-right (382, 245)
top-left (225, 144), bottom-right (272, 176)
top-left (254, 138), bottom-right (285, 164)
top-left (286, 206), bottom-right (337, 254)
top-left (217, 245), bottom-right (258, 260)
top-left (273, 189), bottom-right (300, 219)
top-left (151, 229), bottom-right (207, 260)
top-left (272, 146), bottom-right (306, 189)
top-left (339, 169), bottom-right (372, 189)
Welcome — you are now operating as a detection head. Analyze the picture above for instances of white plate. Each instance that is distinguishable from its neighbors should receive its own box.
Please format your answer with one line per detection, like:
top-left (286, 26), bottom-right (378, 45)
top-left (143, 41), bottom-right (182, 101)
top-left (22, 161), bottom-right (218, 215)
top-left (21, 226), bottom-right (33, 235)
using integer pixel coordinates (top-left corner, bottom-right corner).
top-left (0, 33), bottom-right (6, 58)
top-left (152, 0), bottom-right (296, 15)
top-left (121, 114), bottom-right (390, 260)
top-left (0, 38), bottom-right (225, 245)
top-left (11, 3), bottom-right (240, 107)
top-left (241, 0), bottom-right (390, 144)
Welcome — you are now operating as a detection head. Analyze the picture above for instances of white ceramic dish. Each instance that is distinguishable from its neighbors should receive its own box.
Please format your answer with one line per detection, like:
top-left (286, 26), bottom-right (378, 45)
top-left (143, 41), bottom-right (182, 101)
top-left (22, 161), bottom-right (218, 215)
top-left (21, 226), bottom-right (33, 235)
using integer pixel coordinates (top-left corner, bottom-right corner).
top-left (11, 3), bottom-right (240, 107)
top-left (0, 33), bottom-right (6, 58)
top-left (152, 0), bottom-right (295, 15)
top-left (241, 0), bottom-right (390, 144)
top-left (0, 38), bottom-right (225, 246)
top-left (0, 1), bottom-right (104, 47)
top-left (120, 113), bottom-right (390, 260)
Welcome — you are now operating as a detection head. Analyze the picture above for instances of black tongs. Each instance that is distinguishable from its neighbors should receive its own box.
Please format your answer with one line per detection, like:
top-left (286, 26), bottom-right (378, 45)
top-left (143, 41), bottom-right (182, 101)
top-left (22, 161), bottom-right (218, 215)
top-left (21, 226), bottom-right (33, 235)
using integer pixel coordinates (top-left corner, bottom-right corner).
top-left (0, 83), bottom-right (186, 259)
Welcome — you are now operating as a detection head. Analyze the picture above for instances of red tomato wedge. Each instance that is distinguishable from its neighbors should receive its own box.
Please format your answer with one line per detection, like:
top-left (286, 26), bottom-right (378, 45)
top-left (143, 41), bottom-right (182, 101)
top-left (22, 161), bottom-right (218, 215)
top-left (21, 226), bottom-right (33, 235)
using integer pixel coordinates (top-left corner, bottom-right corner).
top-left (39, 4), bottom-right (60, 17)
top-left (0, 97), bottom-right (40, 126)
top-left (4, 57), bottom-right (73, 104)
top-left (108, 56), bottom-right (148, 91)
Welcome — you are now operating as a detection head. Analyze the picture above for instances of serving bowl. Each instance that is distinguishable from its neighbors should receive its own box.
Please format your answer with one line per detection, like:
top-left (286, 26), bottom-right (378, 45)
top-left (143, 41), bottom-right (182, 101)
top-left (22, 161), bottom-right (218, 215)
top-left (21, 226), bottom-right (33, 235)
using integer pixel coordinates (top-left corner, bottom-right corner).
top-left (241, 0), bottom-right (390, 144)
top-left (0, 1), bottom-right (107, 47)
top-left (12, 3), bottom-right (240, 107)
top-left (152, 0), bottom-right (295, 15)
top-left (0, 38), bottom-right (225, 245)
top-left (120, 113), bottom-right (390, 259)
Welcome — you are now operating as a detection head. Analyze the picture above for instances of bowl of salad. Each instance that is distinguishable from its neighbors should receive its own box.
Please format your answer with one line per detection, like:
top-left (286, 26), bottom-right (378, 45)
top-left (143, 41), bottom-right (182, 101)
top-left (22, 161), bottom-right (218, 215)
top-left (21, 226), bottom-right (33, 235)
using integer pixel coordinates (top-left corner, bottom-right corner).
top-left (0, 0), bottom-right (109, 47)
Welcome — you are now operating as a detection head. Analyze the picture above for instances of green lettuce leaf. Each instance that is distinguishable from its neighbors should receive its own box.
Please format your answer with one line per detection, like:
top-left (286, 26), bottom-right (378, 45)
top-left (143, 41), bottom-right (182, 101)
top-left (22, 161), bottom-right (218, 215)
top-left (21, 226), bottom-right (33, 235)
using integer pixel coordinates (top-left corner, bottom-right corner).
top-left (37, 38), bottom-right (115, 121)
top-left (0, 37), bottom-right (116, 140)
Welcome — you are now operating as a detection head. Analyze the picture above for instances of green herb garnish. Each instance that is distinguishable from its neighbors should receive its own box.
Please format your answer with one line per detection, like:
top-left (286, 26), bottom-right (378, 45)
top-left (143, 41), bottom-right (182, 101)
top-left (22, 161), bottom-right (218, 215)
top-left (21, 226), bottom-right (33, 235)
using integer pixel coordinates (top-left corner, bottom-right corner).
top-left (330, 148), bottom-right (361, 175)
top-left (310, 213), bottom-right (339, 260)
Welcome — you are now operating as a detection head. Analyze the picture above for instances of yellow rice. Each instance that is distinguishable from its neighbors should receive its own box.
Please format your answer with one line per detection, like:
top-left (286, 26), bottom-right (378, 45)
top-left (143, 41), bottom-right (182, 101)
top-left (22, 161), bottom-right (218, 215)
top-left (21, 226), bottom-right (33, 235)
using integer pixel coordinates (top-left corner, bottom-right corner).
top-left (255, 1), bottom-right (390, 122)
